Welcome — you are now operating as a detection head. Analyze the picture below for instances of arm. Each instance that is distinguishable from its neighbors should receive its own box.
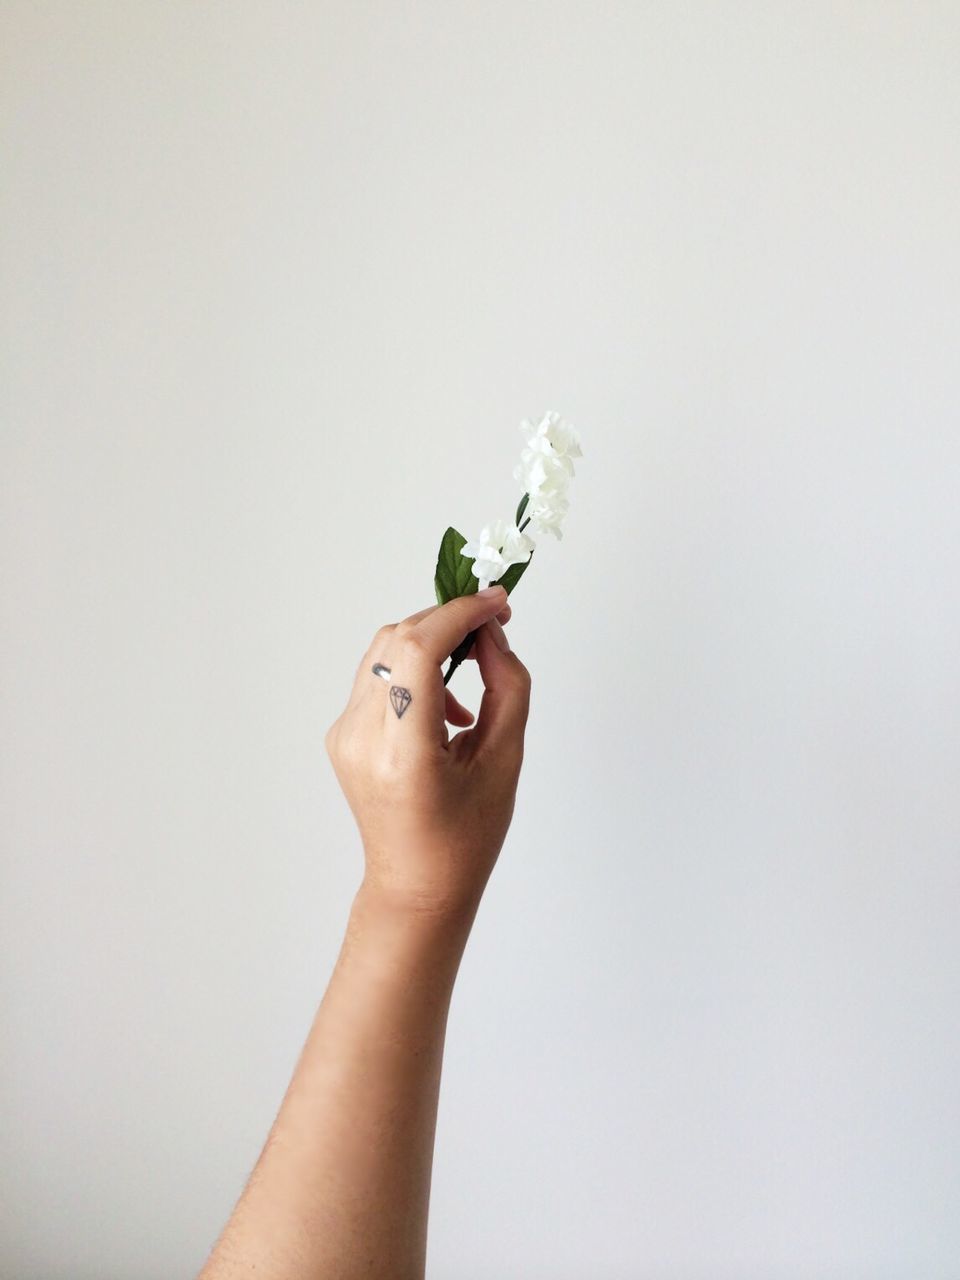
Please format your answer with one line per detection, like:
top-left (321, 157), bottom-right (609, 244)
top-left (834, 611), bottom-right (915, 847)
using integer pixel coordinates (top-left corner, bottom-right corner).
top-left (198, 584), bottom-right (530, 1280)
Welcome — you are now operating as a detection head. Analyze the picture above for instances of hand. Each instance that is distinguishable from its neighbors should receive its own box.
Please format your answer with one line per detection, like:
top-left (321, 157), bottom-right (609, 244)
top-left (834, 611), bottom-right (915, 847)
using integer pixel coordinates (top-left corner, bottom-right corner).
top-left (325, 585), bottom-right (532, 918)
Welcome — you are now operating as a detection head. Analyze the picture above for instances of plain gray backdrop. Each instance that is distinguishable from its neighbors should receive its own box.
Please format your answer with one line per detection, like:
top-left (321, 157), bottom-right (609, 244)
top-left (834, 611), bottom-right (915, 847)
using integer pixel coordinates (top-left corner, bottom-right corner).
top-left (2, 3), bottom-right (959, 1277)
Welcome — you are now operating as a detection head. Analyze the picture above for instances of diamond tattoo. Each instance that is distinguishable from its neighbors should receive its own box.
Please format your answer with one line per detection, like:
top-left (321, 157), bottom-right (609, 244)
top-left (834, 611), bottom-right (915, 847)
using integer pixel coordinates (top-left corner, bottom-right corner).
top-left (389, 686), bottom-right (412, 719)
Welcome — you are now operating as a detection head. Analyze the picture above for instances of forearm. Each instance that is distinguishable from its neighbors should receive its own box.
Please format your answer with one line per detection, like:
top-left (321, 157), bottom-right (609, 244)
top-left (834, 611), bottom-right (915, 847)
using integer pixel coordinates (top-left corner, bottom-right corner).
top-left (199, 588), bottom-right (529, 1278)
top-left (200, 877), bottom-right (476, 1280)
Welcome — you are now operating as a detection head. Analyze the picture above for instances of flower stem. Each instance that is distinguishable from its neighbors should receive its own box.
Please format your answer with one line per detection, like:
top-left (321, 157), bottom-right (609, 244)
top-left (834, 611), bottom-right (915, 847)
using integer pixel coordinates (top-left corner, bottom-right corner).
top-left (443, 629), bottom-right (477, 686)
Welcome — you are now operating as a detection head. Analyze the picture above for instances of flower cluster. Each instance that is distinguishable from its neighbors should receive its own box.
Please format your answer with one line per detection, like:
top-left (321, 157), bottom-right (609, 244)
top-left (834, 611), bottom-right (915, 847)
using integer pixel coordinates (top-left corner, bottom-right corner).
top-left (461, 410), bottom-right (582, 588)
top-left (433, 411), bottom-right (581, 684)
top-left (514, 410), bottom-right (582, 542)
top-left (461, 518), bottom-right (536, 592)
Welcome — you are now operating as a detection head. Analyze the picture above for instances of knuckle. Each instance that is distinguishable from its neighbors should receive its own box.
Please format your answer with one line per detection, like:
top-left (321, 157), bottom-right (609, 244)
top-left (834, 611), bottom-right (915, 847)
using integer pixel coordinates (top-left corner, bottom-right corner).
top-left (338, 728), bottom-right (366, 769)
top-left (370, 623), bottom-right (397, 651)
top-left (399, 630), bottom-right (428, 660)
top-left (508, 653), bottom-right (532, 689)
top-left (326, 719), bottom-right (363, 771)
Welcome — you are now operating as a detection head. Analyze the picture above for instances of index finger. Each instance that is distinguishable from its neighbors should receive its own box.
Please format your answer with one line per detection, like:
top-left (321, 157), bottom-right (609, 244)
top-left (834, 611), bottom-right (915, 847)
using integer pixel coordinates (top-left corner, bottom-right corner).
top-left (409, 586), bottom-right (508, 665)
top-left (381, 586), bottom-right (508, 741)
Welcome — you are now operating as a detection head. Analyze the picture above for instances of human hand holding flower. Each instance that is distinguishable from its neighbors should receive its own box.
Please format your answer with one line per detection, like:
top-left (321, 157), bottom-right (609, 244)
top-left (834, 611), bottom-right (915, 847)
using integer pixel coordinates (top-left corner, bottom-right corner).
top-left (328, 409), bottom-right (582, 909)
top-left (325, 586), bottom-right (531, 918)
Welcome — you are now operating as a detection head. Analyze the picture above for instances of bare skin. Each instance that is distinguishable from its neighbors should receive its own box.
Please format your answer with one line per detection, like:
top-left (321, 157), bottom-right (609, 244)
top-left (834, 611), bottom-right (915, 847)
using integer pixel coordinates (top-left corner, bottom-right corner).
top-left (198, 583), bottom-right (531, 1280)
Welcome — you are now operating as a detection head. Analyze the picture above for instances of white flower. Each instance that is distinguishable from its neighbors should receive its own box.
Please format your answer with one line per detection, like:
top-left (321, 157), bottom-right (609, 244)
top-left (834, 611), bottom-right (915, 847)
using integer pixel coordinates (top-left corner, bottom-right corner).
top-left (514, 440), bottom-right (573, 496)
top-left (514, 410), bottom-right (581, 496)
top-left (461, 518), bottom-right (535, 590)
top-left (526, 487), bottom-right (570, 540)
top-left (520, 410), bottom-right (582, 463)
top-left (513, 410), bottom-right (581, 541)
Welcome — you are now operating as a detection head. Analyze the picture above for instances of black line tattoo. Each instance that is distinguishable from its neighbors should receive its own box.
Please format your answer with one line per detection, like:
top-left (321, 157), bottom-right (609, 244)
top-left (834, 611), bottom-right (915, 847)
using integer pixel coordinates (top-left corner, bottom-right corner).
top-left (389, 686), bottom-right (412, 719)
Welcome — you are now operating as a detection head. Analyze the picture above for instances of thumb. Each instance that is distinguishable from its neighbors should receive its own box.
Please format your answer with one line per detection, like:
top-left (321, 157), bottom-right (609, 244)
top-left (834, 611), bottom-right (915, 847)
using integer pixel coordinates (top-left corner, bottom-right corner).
top-left (471, 619), bottom-right (532, 754)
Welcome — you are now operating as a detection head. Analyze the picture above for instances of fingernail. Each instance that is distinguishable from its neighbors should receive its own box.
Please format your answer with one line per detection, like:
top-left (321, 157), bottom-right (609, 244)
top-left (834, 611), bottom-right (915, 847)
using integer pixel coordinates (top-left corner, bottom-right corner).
top-left (478, 585), bottom-right (507, 599)
top-left (488, 618), bottom-right (511, 652)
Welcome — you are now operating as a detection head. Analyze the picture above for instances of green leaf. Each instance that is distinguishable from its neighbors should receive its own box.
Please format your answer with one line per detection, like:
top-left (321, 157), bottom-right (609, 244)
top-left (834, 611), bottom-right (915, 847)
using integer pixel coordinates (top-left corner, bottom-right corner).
top-left (515, 492), bottom-right (530, 525)
top-left (492, 552), bottom-right (533, 596)
top-left (434, 526), bottom-right (480, 605)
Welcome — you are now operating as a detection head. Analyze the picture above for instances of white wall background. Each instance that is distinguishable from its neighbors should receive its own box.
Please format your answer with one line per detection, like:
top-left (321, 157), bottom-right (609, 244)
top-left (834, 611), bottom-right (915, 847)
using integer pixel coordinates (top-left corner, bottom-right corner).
top-left (2, 3), bottom-right (959, 1276)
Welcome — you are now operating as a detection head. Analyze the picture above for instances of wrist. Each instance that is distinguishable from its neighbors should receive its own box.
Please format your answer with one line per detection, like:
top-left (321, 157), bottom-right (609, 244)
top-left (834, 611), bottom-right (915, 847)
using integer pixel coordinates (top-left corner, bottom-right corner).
top-left (356, 847), bottom-right (487, 930)
top-left (350, 876), bottom-right (478, 963)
